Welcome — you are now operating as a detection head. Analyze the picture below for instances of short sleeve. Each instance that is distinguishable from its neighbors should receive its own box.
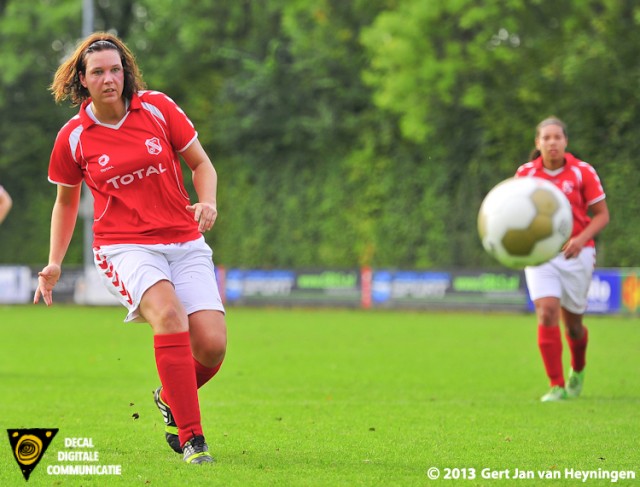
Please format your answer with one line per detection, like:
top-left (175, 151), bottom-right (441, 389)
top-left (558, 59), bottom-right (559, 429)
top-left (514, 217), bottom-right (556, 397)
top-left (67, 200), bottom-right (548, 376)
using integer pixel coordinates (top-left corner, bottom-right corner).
top-left (580, 163), bottom-right (605, 206)
top-left (48, 126), bottom-right (84, 187)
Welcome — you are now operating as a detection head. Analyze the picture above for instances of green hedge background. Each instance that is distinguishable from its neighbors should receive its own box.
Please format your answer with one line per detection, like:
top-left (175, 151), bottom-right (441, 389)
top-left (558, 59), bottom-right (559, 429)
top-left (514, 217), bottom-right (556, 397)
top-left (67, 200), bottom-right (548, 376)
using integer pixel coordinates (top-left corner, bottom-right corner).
top-left (1, 1), bottom-right (637, 269)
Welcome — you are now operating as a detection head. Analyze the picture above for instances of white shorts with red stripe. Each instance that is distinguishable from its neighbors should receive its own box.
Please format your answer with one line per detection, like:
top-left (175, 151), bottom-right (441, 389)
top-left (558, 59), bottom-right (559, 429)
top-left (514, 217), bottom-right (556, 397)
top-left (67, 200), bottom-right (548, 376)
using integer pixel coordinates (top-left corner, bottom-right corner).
top-left (524, 247), bottom-right (596, 314)
top-left (93, 236), bottom-right (225, 323)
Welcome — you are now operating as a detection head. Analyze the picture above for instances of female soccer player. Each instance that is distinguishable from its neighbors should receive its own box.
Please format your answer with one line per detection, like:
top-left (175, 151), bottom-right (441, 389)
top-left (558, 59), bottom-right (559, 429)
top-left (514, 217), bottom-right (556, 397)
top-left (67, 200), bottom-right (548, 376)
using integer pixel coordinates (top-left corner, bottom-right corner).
top-left (0, 184), bottom-right (12, 224)
top-left (515, 117), bottom-right (609, 402)
top-left (33, 33), bottom-right (226, 463)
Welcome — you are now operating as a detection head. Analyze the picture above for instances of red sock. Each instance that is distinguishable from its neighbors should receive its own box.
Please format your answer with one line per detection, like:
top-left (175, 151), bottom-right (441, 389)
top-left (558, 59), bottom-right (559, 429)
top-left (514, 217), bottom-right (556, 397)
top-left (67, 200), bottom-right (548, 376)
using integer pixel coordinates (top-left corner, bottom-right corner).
top-left (194, 358), bottom-right (223, 389)
top-left (538, 325), bottom-right (564, 387)
top-left (566, 326), bottom-right (588, 372)
top-left (154, 332), bottom-right (202, 446)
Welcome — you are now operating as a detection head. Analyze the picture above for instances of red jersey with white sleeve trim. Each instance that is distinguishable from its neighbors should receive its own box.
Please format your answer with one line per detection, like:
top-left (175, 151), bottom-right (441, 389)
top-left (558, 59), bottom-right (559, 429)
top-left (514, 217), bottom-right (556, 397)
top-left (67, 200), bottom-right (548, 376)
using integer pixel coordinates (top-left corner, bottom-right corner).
top-left (515, 152), bottom-right (605, 247)
top-left (48, 91), bottom-right (202, 246)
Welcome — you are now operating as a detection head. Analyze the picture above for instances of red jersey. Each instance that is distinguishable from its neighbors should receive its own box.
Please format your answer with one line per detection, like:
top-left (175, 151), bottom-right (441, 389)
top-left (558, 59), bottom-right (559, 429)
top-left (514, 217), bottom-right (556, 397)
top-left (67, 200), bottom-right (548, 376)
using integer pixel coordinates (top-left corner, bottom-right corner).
top-left (515, 152), bottom-right (606, 247)
top-left (49, 91), bottom-right (202, 246)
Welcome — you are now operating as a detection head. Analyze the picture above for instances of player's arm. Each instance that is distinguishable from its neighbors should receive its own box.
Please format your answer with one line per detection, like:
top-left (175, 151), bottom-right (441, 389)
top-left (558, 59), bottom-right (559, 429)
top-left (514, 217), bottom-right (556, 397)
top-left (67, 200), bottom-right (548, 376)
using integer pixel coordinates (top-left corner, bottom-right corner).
top-left (34, 184), bottom-right (82, 305)
top-left (0, 186), bottom-right (13, 224)
top-left (562, 199), bottom-right (610, 258)
top-left (182, 139), bottom-right (218, 233)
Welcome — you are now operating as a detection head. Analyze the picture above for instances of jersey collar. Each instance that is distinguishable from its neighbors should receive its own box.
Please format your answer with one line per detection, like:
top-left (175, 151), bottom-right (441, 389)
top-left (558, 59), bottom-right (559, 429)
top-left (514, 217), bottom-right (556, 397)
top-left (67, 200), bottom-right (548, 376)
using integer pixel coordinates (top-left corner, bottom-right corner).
top-left (533, 152), bottom-right (579, 170)
top-left (78, 93), bottom-right (141, 128)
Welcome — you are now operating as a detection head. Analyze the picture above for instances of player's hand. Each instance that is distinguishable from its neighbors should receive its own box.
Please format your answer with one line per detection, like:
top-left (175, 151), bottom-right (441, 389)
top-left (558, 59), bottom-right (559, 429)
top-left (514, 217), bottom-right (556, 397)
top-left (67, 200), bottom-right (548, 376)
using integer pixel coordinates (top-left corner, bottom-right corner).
top-left (186, 202), bottom-right (218, 233)
top-left (33, 264), bottom-right (61, 306)
top-left (561, 238), bottom-right (583, 259)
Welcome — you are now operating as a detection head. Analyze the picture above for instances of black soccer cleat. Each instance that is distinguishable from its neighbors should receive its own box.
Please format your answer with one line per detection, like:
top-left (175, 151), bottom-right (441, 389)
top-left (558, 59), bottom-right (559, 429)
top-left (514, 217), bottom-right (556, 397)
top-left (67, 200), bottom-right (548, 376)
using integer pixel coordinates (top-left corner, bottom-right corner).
top-left (153, 387), bottom-right (182, 453)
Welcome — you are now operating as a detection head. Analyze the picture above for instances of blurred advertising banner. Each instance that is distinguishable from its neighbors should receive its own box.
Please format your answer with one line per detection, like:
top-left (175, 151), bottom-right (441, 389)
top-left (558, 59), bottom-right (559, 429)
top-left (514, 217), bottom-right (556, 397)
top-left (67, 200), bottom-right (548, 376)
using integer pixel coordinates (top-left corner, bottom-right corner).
top-left (587, 269), bottom-right (622, 314)
top-left (224, 269), bottom-right (362, 307)
top-left (369, 270), bottom-right (528, 311)
top-left (0, 266), bottom-right (31, 303)
top-left (0, 265), bottom-right (635, 316)
top-left (621, 268), bottom-right (640, 315)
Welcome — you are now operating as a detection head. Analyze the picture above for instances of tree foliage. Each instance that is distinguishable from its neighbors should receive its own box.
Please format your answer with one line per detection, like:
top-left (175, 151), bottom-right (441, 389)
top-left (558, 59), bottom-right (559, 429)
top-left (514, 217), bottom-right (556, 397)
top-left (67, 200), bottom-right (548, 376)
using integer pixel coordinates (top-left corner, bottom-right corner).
top-left (361, 0), bottom-right (640, 267)
top-left (0, 0), bottom-right (637, 268)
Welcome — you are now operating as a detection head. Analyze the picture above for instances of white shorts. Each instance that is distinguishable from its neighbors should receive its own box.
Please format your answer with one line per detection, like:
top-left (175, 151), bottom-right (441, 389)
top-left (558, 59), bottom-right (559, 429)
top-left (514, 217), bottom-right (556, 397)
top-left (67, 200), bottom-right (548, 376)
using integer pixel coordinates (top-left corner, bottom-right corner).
top-left (93, 236), bottom-right (225, 323)
top-left (524, 247), bottom-right (596, 314)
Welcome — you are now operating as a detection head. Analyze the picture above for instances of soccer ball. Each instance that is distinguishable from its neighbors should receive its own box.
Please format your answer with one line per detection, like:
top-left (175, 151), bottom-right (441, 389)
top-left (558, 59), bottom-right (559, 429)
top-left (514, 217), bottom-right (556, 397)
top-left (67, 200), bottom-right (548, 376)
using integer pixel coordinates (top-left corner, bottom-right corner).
top-left (477, 177), bottom-right (573, 269)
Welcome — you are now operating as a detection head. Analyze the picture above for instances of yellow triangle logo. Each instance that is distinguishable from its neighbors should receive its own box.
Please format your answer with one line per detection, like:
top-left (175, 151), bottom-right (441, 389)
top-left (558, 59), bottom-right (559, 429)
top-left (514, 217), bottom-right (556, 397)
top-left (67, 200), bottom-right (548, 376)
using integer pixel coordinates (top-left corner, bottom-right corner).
top-left (7, 428), bottom-right (58, 481)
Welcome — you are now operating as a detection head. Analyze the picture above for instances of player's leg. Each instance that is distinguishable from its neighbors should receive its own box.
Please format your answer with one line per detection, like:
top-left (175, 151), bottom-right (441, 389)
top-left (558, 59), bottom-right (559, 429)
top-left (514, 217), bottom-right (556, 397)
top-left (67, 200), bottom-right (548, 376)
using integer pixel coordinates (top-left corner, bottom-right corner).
top-left (141, 281), bottom-right (212, 464)
top-left (94, 244), bottom-right (211, 462)
top-left (168, 236), bottom-right (226, 388)
top-left (562, 309), bottom-right (587, 398)
top-left (525, 261), bottom-right (566, 401)
top-left (559, 247), bottom-right (594, 398)
top-left (563, 309), bottom-right (588, 375)
top-left (154, 311), bottom-right (225, 455)
top-left (155, 236), bottom-right (225, 462)
top-left (189, 310), bottom-right (227, 388)
top-left (533, 297), bottom-right (567, 401)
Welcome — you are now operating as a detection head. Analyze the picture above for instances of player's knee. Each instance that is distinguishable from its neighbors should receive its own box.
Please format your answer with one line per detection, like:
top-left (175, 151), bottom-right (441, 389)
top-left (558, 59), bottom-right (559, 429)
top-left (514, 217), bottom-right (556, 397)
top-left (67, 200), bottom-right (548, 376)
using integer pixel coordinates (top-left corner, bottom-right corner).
top-left (536, 302), bottom-right (560, 326)
top-left (205, 335), bottom-right (227, 362)
top-left (537, 308), bottom-right (559, 326)
top-left (534, 298), bottom-right (560, 326)
top-left (151, 305), bottom-right (188, 333)
top-left (565, 321), bottom-right (584, 339)
top-left (193, 333), bottom-right (226, 366)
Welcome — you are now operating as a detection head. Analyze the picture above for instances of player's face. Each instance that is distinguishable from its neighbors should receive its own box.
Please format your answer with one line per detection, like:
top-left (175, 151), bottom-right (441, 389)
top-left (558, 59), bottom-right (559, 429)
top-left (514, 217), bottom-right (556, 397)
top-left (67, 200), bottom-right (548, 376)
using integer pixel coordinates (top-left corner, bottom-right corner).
top-left (535, 124), bottom-right (568, 167)
top-left (80, 50), bottom-right (124, 106)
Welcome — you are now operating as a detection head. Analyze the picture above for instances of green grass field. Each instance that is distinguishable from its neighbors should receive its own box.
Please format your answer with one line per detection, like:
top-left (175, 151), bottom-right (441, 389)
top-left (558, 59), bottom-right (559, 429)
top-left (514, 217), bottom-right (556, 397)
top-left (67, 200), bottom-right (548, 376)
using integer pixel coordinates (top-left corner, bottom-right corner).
top-left (0, 305), bottom-right (638, 486)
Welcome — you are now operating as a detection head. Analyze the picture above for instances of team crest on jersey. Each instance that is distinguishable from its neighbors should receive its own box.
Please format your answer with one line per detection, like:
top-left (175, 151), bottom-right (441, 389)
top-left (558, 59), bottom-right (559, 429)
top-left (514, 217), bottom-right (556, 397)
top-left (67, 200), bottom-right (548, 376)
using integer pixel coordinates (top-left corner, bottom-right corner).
top-left (98, 154), bottom-right (110, 166)
top-left (145, 137), bottom-right (162, 155)
top-left (561, 180), bottom-right (574, 194)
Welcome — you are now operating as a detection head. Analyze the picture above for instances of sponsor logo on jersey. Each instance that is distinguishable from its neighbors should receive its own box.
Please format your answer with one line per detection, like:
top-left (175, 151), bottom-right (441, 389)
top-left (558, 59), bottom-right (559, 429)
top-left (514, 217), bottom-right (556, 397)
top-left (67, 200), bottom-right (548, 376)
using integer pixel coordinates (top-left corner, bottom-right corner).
top-left (106, 163), bottom-right (167, 189)
top-left (98, 154), bottom-right (115, 173)
top-left (145, 137), bottom-right (162, 155)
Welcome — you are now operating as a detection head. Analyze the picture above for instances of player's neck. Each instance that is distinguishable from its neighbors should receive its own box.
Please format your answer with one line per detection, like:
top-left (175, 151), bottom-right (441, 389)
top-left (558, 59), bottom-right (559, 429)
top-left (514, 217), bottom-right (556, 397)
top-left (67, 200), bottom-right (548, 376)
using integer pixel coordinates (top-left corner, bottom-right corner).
top-left (90, 99), bottom-right (127, 125)
top-left (543, 157), bottom-right (565, 171)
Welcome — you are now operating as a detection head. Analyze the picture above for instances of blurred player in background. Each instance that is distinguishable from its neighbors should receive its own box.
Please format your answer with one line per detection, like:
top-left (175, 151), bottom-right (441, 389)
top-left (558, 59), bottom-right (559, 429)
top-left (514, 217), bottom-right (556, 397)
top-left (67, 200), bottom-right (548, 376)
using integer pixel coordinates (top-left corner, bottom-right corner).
top-left (0, 184), bottom-right (12, 224)
top-left (33, 32), bottom-right (226, 463)
top-left (515, 116), bottom-right (609, 402)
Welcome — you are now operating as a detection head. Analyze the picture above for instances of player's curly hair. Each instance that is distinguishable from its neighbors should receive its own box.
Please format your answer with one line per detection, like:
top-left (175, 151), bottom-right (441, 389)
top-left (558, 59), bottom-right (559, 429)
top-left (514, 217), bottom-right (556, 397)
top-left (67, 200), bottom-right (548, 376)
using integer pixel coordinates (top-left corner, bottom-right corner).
top-left (50, 32), bottom-right (146, 106)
